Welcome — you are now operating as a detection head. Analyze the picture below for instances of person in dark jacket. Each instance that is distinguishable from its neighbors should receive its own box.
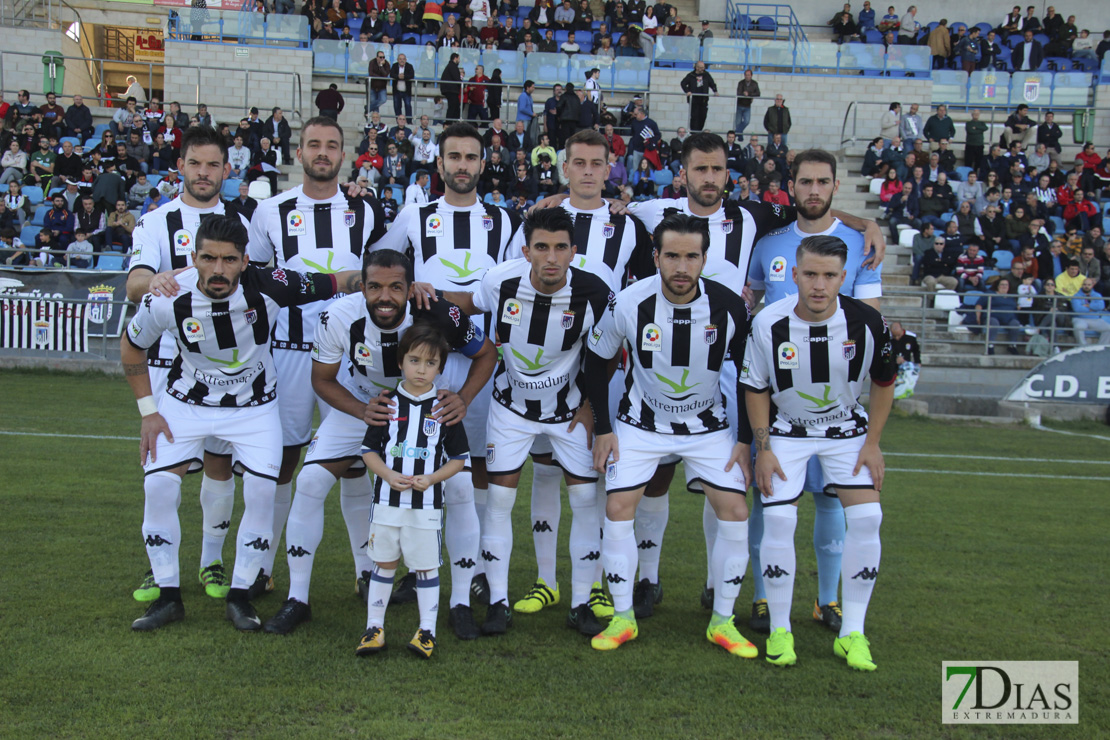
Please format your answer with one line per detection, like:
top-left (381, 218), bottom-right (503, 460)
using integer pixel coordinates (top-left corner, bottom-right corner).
top-left (263, 107), bottom-right (294, 165)
top-left (440, 54), bottom-right (463, 122)
top-left (556, 82), bottom-right (581, 149)
top-left (390, 53), bottom-right (416, 118)
top-left (63, 95), bottom-right (94, 142)
top-left (762, 94), bottom-right (791, 146)
top-left (923, 104), bottom-right (956, 143)
top-left (680, 61), bottom-right (717, 132)
top-left (315, 83), bottom-right (345, 120)
top-left (245, 137), bottom-right (279, 195)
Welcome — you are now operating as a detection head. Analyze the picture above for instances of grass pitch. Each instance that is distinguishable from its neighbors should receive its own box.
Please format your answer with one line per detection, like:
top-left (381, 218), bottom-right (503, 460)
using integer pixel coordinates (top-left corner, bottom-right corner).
top-left (0, 369), bottom-right (1107, 739)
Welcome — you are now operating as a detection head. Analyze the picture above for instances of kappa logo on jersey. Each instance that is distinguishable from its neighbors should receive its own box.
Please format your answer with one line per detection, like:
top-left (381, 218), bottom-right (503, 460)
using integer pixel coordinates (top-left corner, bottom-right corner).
top-left (842, 340), bottom-right (857, 360)
top-left (769, 256), bottom-right (788, 282)
top-left (425, 213), bottom-right (444, 237)
top-left (481, 214), bottom-right (494, 231)
top-left (287, 546), bottom-right (311, 557)
top-left (721, 219), bottom-right (734, 235)
top-left (641, 322), bottom-right (662, 352)
top-left (486, 443), bottom-right (496, 464)
top-left (422, 415), bottom-right (438, 437)
top-left (181, 317), bottom-right (205, 342)
top-left (704, 323), bottom-right (718, 344)
top-left (561, 310), bottom-right (575, 330)
top-left (777, 341), bottom-right (799, 369)
top-left (448, 306), bottom-right (461, 327)
top-left (173, 229), bottom-right (192, 256)
top-left (343, 209), bottom-right (356, 228)
top-left (244, 308), bottom-right (258, 325)
top-left (272, 268), bottom-right (288, 286)
top-left (502, 298), bottom-right (523, 326)
top-left (245, 538), bottom-right (270, 551)
top-left (852, 567), bottom-right (878, 580)
top-left (353, 342), bottom-right (373, 366)
top-left (145, 534), bottom-right (172, 547)
top-left (286, 210), bottom-right (306, 236)
top-left (602, 222), bottom-right (615, 239)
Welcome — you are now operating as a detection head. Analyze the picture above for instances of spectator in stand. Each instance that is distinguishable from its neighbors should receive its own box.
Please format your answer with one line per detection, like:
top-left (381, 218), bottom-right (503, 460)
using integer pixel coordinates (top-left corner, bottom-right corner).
top-left (879, 167), bottom-right (902, 202)
top-left (65, 227), bottom-right (94, 268)
top-left (927, 19), bottom-right (951, 69)
top-left (834, 11), bottom-right (860, 43)
top-left (918, 182), bottom-right (949, 231)
top-left (0, 141), bottom-right (28, 186)
top-left (140, 187), bottom-right (168, 213)
top-left (899, 102), bottom-right (923, 143)
top-left (1056, 258), bottom-right (1084, 296)
top-left (1097, 241), bottom-right (1110, 295)
top-left (228, 135), bottom-right (251, 179)
top-left (1011, 28), bottom-right (1043, 71)
top-left (1071, 278), bottom-right (1110, 344)
top-left (935, 139), bottom-right (957, 176)
top-left (105, 199), bottom-right (135, 252)
top-left (517, 80), bottom-right (536, 139)
top-left (1026, 142), bottom-right (1050, 174)
top-left (857, 1), bottom-right (875, 30)
top-left (1035, 112), bottom-right (1063, 160)
top-left (44, 194), bottom-right (74, 248)
top-left (368, 50), bottom-right (390, 114)
top-left (629, 157), bottom-right (655, 201)
top-left (878, 5), bottom-right (899, 34)
top-left (898, 5), bottom-right (920, 44)
top-left (246, 137), bottom-right (279, 195)
top-left (1097, 30), bottom-right (1110, 62)
top-left (440, 53), bottom-right (463, 122)
top-left (126, 173), bottom-right (151, 208)
top-left (389, 53), bottom-right (416, 119)
top-left (910, 222), bottom-right (935, 283)
top-left (862, 138), bottom-right (885, 178)
top-left (91, 161), bottom-right (127, 212)
top-left (555, 82), bottom-right (581, 148)
top-left (628, 105), bottom-right (662, 173)
top-left (957, 242), bottom-right (986, 284)
top-left (315, 83), bottom-right (344, 121)
top-left (734, 70), bottom-right (760, 135)
top-left (941, 218), bottom-right (963, 254)
top-left (923, 105), bottom-right (955, 144)
top-left (886, 180), bottom-right (919, 238)
top-left (263, 107), bottom-right (293, 166)
top-left (1000, 104), bottom-right (1036, 150)
top-left (1076, 143), bottom-right (1101, 192)
top-left (680, 61), bottom-right (717, 133)
top-left (1077, 244), bottom-right (1101, 281)
top-left (983, 277), bottom-right (1025, 354)
top-left (956, 171), bottom-right (984, 211)
top-left (921, 233), bottom-right (959, 291)
top-left (465, 64), bottom-right (490, 122)
top-left (1064, 190), bottom-right (1099, 232)
top-left (763, 94), bottom-right (791, 147)
top-left (62, 95), bottom-right (94, 143)
top-left (1003, 204), bottom-right (1032, 252)
top-left (954, 26), bottom-right (981, 73)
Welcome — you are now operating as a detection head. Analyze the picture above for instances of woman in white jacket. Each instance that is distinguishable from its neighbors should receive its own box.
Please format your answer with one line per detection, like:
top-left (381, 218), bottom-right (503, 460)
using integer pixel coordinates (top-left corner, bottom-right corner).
top-left (880, 102), bottom-right (900, 142)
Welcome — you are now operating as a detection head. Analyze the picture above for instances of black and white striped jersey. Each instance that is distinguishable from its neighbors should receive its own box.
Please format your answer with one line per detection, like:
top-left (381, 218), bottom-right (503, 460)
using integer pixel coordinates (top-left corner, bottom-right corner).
top-left (587, 275), bottom-right (750, 435)
top-left (128, 199), bottom-right (250, 367)
top-left (361, 383), bottom-right (470, 509)
top-left (247, 185), bottom-right (386, 350)
top-left (371, 198), bottom-right (525, 333)
top-left (554, 202), bottom-right (656, 291)
top-left (126, 266), bottom-right (339, 408)
top-left (472, 259), bottom-right (612, 423)
top-left (630, 198), bottom-right (795, 289)
top-left (739, 294), bottom-right (896, 439)
top-left (312, 291), bottom-right (487, 402)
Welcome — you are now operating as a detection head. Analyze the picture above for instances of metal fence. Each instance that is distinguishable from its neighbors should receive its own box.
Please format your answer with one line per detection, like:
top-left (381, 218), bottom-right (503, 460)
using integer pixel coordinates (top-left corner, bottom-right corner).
top-left (0, 293), bottom-right (129, 360)
top-left (166, 9), bottom-right (310, 48)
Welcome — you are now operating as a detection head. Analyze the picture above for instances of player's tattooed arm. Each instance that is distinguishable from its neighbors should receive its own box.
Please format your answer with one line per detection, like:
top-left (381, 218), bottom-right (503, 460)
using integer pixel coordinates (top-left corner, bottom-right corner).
top-left (123, 360), bottom-right (148, 376)
top-left (753, 426), bottom-right (772, 451)
top-left (337, 270), bottom-right (363, 295)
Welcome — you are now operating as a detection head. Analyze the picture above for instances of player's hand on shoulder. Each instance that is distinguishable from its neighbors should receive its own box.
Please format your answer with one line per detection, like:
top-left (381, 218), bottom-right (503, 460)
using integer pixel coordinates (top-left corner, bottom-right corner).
top-left (140, 413), bottom-right (173, 465)
top-left (528, 192), bottom-right (569, 214)
top-left (363, 390), bottom-right (397, 426)
top-left (741, 284), bottom-right (755, 310)
top-left (432, 389), bottom-right (466, 424)
top-left (409, 281), bottom-right (437, 310)
top-left (607, 198), bottom-right (631, 216)
top-left (148, 267), bottom-right (189, 297)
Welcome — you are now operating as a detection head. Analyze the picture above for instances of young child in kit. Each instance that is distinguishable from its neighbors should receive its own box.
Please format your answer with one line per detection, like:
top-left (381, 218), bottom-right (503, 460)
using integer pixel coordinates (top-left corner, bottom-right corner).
top-left (356, 323), bottom-right (469, 659)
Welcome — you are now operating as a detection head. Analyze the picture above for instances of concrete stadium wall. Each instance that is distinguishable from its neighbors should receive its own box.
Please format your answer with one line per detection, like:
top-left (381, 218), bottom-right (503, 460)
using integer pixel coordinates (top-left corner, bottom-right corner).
top-left (162, 41), bottom-right (312, 125)
top-left (697, 0), bottom-right (1110, 34)
top-left (1, 28), bottom-right (98, 102)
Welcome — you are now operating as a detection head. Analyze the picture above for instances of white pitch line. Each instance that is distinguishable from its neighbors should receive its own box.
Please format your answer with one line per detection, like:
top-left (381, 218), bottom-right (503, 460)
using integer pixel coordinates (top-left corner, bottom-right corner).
top-left (0, 430), bottom-right (139, 441)
top-left (886, 452), bottom-right (1110, 465)
top-left (887, 467), bottom-right (1110, 482)
top-left (1030, 422), bottom-right (1110, 443)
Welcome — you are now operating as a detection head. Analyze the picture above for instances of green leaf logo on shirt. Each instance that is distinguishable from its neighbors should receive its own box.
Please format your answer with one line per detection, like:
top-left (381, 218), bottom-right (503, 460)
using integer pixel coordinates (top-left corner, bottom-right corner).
top-left (300, 252), bottom-right (340, 274)
top-left (440, 252), bottom-right (481, 279)
top-left (205, 349), bottom-right (249, 372)
top-left (655, 368), bottom-right (700, 399)
top-left (797, 384), bottom-right (837, 413)
top-left (511, 347), bottom-right (551, 376)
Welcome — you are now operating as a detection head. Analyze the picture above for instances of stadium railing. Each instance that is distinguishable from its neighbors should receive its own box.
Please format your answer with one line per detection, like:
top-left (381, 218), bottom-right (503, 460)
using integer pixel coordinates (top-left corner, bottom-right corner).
top-left (724, 1), bottom-right (807, 45)
top-left (166, 9), bottom-right (310, 49)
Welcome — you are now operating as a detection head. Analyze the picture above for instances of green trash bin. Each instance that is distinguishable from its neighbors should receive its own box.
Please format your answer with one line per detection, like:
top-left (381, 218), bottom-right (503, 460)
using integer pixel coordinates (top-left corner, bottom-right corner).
top-left (42, 50), bottom-right (65, 95)
top-left (1071, 109), bottom-right (1094, 144)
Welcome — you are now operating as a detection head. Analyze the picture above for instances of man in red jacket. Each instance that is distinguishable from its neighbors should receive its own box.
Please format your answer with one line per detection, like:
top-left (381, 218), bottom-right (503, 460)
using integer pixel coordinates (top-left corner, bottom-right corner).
top-left (465, 65), bottom-right (490, 123)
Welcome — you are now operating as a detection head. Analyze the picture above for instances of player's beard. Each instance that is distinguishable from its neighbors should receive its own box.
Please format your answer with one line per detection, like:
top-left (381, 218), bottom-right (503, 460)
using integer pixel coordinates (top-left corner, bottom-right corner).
top-left (662, 271), bottom-right (697, 298)
top-left (367, 298), bottom-right (406, 329)
top-left (183, 175), bottom-right (220, 205)
top-left (304, 156), bottom-right (343, 183)
top-left (797, 192), bottom-right (833, 221)
top-left (688, 180), bottom-right (724, 210)
top-left (443, 169), bottom-right (478, 195)
top-left (202, 274), bottom-right (238, 299)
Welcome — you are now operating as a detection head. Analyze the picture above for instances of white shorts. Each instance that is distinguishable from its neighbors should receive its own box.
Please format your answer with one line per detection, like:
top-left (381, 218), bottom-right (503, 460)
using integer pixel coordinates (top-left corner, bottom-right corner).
top-left (150, 365), bottom-right (232, 457)
top-left (606, 422), bottom-right (746, 495)
top-left (144, 397), bottom-right (282, 480)
top-left (368, 504), bottom-right (443, 571)
top-left (441, 353), bottom-right (494, 458)
top-left (761, 435), bottom-right (876, 507)
top-left (303, 407), bottom-right (368, 469)
top-left (485, 402), bottom-right (597, 481)
top-left (529, 365), bottom-right (626, 458)
top-left (274, 348), bottom-right (333, 447)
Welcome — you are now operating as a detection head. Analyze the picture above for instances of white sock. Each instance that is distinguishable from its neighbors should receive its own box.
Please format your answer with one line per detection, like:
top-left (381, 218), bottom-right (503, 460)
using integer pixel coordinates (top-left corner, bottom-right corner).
top-left (593, 479), bottom-right (607, 583)
top-left (840, 502), bottom-right (883, 637)
top-left (262, 481), bottom-right (292, 576)
top-left (143, 471), bottom-right (183, 588)
top-left (198, 474), bottom-right (234, 567)
top-left (702, 497), bottom-right (717, 588)
top-left (634, 494), bottom-right (668, 583)
top-left (416, 570), bottom-right (440, 635)
top-left (566, 483), bottom-right (599, 607)
top-left (529, 462), bottom-right (563, 585)
top-left (284, 464), bottom-right (336, 604)
top-left (601, 517), bottom-right (636, 614)
top-left (444, 474), bottom-right (479, 608)
top-left (760, 506), bottom-right (798, 633)
top-left (366, 566), bottom-right (395, 629)
top-left (711, 519), bottom-right (750, 616)
top-left (340, 473), bottom-right (374, 579)
top-left (232, 473), bottom-right (276, 590)
top-left (480, 483), bottom-right (517, 605)
top-left (472, 485), bottom-right (488, 577)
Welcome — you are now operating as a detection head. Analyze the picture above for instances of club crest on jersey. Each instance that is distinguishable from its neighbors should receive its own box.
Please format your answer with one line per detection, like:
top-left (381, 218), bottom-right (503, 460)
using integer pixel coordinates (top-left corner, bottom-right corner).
top-left (641, 322), bottom-right (662, 352)
top-left (842, 340), bottom-right (856, 360)
top-left (606, 461), bottom-right (617, 481)
top-left (502, 298), bottom-right (523, 326)
top-left (354, 342), bottom-right (373, 366)
top-left (486, 443), bottom-right (496, 464)
top-left (181, 317), bottom-right (205, 342)
top-left (244, 308), bottom-right (258, 325)
top-left (481, 214), bottom-right (494, 231)
top-left (173, 229), bottom-right (192, 256)
top-left (425, 214), bottom-right (444, 237)
top-left (343, 209), bottom-right (356, 228)
top-left (602, 222), bottom-right (615, 239)
top-left (286, 210), bottom-right (307, 237)
top-left (422, 415), bottom-right (438, 437)
top-left (769, 256), bottom-right (788, 282)
top-left (721, 219), bottom-right (734, 235)
top-left (561, 310), bottom-right (575, 330)
top-left (704, 324), bottom-right (717, 344)
top-left (777, 341), bottom-right (799, 369)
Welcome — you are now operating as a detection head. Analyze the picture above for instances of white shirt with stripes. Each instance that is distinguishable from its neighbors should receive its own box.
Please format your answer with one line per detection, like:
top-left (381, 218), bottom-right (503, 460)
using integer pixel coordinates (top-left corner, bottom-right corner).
top-left (558, 201), bottom-right (656, 291)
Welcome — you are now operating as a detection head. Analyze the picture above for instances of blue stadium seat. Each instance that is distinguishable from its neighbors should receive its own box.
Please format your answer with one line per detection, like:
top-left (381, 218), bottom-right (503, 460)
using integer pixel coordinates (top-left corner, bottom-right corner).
top-left (93, 123), bottom-right (110, 139)
top-left (420, 33), bottom-right (436, 45)
top-left (1007, 35), bottom-right (1024, 48)
top-left (31, 204), bottom-right (49, 226)
top-left (1033, 33), bottom-right (1049, 46)
top-left (388, 184), bottom-right (403, 202)
top-left (554, 30), bottom-right (569, 45)
top-left (221, 178), bottom-right (242, 199)
top-left (755, 16), bottom-right (776, 33)
top-left (993, 250), bottom-right (1013, 269)
top-left (955, 166), bottom-right (972, 181)
top-left (1046, 57), bottom-right (1071, 71)
top-left (96, 254), bottom-right (127, 271)
top-left (347, 17), bottom-right (361, 35)
top-left (974, 22), bottom-right (992, 36)
top-left (60, 136), bottom-right (80, 148)
top-left (651, 168), bottom-right (673, 188)
top-left (20, 225), bottom-right (39, 246)
top-left (1049, 215), bottom-right (1066, 234)
top-left (84, 137), bottom-right (99, 150)
top-left (733, 14), bottom-right (750, 31)
top-left (950, 22), bottom-right (967, 34)
top-left (864, 29), bottom-right (882, 43)
top-left (22, 186), bottom-right (44, 205)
